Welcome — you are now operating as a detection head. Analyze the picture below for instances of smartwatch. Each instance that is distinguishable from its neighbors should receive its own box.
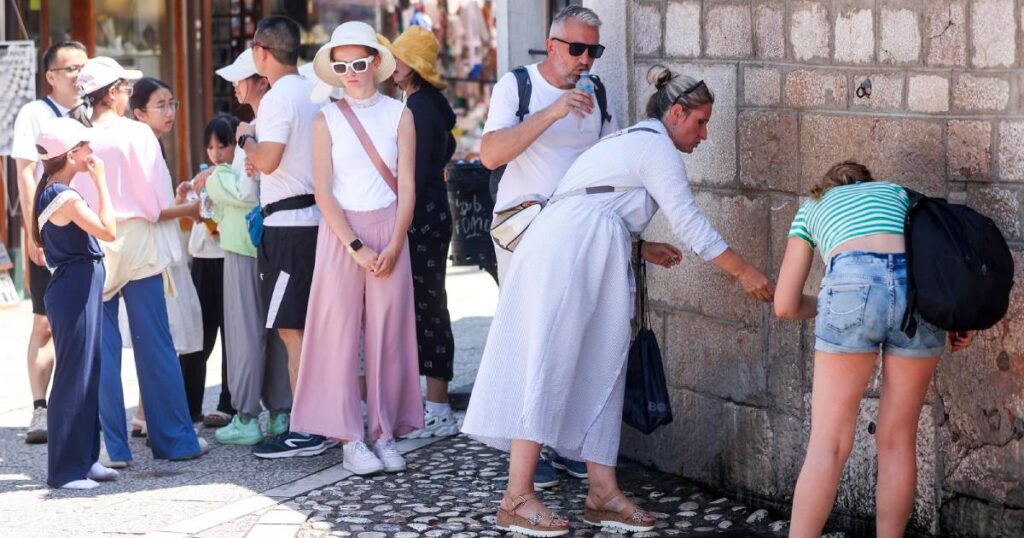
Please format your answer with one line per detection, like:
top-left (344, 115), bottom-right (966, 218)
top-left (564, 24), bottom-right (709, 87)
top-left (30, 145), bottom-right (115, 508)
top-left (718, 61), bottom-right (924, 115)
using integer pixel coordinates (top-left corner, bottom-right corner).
top-left (237, 134), bottom-right (256, 149)
top-left (347, 238), bottom-right (364, 253)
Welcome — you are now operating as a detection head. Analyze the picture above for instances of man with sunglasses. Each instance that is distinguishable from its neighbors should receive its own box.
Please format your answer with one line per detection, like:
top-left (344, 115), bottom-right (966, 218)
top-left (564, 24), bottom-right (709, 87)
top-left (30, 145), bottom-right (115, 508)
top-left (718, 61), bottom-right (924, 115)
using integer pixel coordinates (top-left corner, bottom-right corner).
top-left (235, 15), bottom-right (330, 460)
top-left (11, 40), bottom-right (89, 446)
top-left (478, 5), bottom-right (615, 490)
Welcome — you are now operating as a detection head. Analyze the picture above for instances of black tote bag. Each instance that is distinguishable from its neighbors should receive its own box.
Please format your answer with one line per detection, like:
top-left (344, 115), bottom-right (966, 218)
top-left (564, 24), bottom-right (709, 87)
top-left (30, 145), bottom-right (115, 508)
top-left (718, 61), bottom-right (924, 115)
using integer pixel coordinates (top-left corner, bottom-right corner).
top-left (622, 258), bottom-right (673, 434)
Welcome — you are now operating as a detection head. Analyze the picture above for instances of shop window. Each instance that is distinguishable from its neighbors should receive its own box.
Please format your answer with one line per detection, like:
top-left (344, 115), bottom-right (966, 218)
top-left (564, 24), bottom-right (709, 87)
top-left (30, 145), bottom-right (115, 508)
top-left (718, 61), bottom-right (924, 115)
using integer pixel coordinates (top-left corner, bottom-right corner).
top-left (94, 0), bottom-right (168, 76)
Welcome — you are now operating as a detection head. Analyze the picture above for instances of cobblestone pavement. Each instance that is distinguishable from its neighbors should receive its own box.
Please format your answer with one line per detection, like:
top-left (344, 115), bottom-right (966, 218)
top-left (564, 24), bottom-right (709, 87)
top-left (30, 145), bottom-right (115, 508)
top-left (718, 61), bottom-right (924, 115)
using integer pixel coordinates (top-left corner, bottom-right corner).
top-left (293, 435), bottom-right (792, 538)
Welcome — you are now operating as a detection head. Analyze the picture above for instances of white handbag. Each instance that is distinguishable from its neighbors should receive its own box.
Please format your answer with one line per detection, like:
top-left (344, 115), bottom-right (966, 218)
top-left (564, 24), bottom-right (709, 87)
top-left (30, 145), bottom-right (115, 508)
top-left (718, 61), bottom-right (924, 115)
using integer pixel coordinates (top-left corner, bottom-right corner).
top-left (490, 186), bottom-right (641, 252)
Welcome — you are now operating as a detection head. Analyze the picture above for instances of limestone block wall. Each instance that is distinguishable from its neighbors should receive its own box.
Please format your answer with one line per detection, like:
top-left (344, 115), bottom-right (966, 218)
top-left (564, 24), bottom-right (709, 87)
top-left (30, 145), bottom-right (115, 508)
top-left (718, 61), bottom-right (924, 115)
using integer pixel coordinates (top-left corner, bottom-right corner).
top-left (616, 1), bottom-right (1024, 534)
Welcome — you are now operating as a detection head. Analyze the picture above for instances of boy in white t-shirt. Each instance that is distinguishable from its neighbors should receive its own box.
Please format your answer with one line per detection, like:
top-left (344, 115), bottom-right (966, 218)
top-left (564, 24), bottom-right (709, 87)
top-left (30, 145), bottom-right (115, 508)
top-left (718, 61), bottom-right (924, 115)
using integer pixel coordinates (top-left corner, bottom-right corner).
top-left (478, 5), bottom-right (616, 496)
top-left (10, 40), bottom-right (88, 445)
top-left (481, 7), bottom-right (616, 282)
top-left (235, 15), bottom-right (327, 459)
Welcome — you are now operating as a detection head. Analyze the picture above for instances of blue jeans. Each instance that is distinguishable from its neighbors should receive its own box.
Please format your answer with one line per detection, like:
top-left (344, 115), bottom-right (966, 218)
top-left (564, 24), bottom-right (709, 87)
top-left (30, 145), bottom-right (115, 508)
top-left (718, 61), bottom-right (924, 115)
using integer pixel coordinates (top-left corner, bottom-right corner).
top-left (99, 275), bottom-right (201, 461)
top-left (814, 252), bottom-right (945, 358)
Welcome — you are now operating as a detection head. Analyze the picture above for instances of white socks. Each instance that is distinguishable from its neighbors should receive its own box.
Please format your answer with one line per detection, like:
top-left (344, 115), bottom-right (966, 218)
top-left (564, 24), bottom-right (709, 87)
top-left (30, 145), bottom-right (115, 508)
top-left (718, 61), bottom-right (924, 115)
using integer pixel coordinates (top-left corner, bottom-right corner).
top-left (87, 462), bottom-right (119, 482)
top-left (425, 401), bottom-right (451, 416)
top-left (60, 479), bottom-right (99, 490)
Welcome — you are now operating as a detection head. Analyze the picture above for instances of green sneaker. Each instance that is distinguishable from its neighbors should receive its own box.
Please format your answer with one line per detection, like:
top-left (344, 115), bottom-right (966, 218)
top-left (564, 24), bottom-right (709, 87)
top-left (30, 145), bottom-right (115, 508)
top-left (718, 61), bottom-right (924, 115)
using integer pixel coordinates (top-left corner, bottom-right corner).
top-left (215, 415), bottom-right (263, 446)
top-left (267, 413), bottom-right (290, 437)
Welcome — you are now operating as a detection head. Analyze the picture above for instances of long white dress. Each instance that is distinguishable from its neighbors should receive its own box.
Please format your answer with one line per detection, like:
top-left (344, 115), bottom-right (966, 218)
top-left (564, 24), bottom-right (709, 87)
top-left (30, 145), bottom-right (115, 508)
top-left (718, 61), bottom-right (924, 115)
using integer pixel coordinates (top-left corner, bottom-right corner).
top-left (462, 119), bottom-right (728, 465)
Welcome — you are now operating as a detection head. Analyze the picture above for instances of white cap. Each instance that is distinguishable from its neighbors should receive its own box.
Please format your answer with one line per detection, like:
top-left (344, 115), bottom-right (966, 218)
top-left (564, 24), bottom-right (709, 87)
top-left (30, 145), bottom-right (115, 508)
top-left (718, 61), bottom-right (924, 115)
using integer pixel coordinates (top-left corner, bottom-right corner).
top-left (77, 56), bottom-right (143, 96)
top-left (216, 49), bottom-right (258, 82)
top-left (36, 118), bottom-right (91, 160)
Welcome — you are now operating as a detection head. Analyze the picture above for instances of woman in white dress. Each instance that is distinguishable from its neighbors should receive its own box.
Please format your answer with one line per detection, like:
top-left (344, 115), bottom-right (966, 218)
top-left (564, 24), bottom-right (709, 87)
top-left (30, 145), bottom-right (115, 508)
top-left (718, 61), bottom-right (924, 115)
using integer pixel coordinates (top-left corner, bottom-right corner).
top-left (462, 65), bottom-right (774, 537)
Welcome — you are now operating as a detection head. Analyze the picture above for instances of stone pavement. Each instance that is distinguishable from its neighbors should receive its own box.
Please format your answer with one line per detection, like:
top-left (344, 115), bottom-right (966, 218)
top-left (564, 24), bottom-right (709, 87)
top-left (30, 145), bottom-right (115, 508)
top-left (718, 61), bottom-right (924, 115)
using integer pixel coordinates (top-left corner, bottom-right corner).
top-left (0, 263), bottom-right (797, 537)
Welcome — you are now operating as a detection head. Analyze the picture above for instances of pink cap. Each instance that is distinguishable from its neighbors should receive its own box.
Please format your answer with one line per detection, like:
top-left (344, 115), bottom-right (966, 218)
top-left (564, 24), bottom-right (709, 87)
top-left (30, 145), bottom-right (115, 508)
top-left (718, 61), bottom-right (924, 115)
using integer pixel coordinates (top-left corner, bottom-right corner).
top-left (36, 118), bottom-right (91, 160)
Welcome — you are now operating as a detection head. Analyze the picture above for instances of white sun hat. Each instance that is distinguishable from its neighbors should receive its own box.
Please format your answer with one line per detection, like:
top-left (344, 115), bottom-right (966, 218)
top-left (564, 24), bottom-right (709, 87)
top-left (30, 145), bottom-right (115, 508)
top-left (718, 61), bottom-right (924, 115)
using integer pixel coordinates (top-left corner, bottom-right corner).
top-left (77, 56), bottom-right (143, 96)
top-left (311, 22), bottom-right (396, 88)
top-left (216, 49), bottom-right (258, 82)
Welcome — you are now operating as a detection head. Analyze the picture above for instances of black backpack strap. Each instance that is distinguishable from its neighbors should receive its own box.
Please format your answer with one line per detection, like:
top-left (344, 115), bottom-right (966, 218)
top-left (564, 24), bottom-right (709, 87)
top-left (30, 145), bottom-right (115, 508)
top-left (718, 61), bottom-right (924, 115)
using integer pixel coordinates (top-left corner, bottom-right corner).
top-left (511, 66), bottom-right (531, 123)
top-left (900, 187), bottom-right (927, 337)
top-left (41, 97), bottom-right (62, 117)
top-left (590, 73), bottom-right (612, 125)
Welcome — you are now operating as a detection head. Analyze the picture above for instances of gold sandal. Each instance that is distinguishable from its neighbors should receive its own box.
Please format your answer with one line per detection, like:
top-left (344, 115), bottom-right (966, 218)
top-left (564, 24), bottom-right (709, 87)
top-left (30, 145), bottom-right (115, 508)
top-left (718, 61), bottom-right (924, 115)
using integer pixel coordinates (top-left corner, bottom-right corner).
top-left (495, 493), bottom-right (570, 537)
top-left (583, 491), bottom-right (655, 533)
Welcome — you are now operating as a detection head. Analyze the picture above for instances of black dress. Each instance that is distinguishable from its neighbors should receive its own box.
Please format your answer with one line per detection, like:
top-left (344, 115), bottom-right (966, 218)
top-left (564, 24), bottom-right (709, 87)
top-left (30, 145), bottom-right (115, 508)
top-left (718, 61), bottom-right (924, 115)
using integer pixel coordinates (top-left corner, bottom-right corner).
top-left (406, 85), bottom-right (457, 381)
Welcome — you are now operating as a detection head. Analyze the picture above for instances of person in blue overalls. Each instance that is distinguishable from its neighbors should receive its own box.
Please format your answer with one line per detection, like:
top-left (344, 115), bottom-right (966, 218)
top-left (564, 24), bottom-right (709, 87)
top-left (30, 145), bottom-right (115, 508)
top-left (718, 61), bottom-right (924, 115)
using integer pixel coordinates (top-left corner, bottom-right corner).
top-left (32, 118), bottom-right (120, 489)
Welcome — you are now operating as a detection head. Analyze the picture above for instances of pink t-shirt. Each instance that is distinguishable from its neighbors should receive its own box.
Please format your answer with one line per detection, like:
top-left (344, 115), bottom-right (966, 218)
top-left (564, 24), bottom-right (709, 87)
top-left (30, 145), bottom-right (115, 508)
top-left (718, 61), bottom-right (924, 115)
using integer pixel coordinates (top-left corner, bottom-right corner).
top-left (72, 116), bottom-right (171, 222)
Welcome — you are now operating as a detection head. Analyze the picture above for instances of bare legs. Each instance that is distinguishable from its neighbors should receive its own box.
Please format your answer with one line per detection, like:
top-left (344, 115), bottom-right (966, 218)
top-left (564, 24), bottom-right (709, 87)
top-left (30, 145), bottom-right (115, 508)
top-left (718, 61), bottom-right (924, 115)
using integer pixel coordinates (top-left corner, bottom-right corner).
top-left (789, 352), bottom-right (938, 537)
top-left (425, 376), bottom-right (448, 404)
top-left (27, 314), bottom-right (54, 401)
top-left (502, 439), bottom-right (569, 529)
top-left (278, 328), bottom-right (303, 393)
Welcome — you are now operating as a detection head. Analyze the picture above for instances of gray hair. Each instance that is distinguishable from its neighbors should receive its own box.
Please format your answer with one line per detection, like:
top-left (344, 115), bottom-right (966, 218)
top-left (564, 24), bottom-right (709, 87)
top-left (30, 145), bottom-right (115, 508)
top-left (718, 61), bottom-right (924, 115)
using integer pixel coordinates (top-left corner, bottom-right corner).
top-left (549, 5), bottom-right (602, 36)
top-left (644, 65), bottom-right (714, 119)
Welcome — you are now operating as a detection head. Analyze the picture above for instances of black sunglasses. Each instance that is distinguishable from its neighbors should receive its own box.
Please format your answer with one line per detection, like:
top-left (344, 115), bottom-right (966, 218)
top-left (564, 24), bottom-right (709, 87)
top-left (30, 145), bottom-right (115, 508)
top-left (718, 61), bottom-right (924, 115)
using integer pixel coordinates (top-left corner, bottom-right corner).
top-left (674, 80), bottom-right (706, 103)
top-left (253, 42), bottom-right (294, 55)
top-left (550, 37), bottom-right (605, 59)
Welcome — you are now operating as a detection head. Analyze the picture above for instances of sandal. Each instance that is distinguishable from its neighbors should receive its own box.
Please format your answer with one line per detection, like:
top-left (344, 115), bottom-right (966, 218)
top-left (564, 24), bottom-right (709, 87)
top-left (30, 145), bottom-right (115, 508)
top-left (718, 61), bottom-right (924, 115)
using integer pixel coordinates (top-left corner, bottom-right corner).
top-left (130, 417), bottom-right (147, 438)
top-left (202, 410), bottom-right (232, 428)
top-left (495, 493), bottom-right (570, 537)
top-left (583, 491), bottom-right (655, 533)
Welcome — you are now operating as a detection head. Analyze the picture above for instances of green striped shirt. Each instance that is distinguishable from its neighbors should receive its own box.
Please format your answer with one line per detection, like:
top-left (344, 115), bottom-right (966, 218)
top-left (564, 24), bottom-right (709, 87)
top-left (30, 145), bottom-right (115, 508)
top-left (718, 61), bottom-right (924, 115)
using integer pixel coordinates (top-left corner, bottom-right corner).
top-left (788, 181), bottom-right (910, 259)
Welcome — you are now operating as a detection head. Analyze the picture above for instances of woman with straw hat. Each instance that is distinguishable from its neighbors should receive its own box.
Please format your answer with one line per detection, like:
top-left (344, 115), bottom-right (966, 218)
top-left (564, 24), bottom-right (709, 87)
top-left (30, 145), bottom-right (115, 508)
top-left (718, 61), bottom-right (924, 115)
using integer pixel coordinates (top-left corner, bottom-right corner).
top-left (385, 26), bottom-right (459, 440)
top-left (289, 21), bottom-right (424, 475)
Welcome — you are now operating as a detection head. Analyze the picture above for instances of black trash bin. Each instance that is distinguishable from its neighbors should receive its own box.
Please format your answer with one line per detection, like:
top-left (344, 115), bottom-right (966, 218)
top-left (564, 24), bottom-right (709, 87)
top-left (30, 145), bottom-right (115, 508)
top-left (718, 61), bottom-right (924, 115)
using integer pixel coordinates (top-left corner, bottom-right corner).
top-left (446, 160), bottom-right (497, 271)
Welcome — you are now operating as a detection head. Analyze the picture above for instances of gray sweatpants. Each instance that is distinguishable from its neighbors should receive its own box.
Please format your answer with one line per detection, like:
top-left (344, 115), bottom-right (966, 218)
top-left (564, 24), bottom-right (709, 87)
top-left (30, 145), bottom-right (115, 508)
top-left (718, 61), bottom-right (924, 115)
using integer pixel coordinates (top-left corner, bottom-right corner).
top-left (223, 251), bottom-right (292, 419)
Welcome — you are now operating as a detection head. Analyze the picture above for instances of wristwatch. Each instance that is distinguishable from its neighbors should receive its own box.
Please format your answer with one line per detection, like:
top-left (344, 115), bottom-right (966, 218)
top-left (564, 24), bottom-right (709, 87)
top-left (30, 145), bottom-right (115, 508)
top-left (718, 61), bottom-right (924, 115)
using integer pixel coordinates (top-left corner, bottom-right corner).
top-left (347, 238), bottom-right (364, 254)
top-left (237, 134), bottom-right (256, 149)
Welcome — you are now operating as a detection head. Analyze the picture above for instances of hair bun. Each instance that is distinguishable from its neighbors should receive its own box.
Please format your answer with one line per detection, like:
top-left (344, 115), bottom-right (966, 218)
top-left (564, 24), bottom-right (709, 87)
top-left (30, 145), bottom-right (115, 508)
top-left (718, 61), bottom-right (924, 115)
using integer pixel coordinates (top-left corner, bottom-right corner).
top-left (646, 64), bottom-right (674, 89)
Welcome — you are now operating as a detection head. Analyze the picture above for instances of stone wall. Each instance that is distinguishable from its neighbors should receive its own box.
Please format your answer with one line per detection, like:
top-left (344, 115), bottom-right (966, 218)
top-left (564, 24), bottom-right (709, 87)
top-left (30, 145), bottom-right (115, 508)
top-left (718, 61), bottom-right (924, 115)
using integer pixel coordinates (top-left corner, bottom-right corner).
top-left (612, 1), bottom-right (1024, 534)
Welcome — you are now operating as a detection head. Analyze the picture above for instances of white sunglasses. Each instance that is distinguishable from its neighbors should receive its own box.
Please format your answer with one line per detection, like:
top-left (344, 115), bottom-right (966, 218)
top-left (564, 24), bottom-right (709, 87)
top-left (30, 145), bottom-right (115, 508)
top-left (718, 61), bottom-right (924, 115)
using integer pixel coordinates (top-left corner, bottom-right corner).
top-left (330, 55), bottom-right (375, 75)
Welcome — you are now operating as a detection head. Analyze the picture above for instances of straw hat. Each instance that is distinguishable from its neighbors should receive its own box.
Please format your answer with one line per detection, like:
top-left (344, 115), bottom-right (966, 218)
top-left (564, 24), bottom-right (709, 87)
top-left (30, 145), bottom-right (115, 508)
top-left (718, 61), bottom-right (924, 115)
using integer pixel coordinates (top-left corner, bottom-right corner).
top-left (384, 26), bottom-right (446, 90)
top-left (311, 22), bottom-right (396, 88)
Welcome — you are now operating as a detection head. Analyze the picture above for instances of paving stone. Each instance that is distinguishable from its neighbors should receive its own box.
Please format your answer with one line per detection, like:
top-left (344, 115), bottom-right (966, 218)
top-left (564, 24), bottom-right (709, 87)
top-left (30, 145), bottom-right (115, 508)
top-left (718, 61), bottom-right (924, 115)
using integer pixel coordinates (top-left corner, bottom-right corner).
top-left (633, 2), bottom-right (661, 56)
top-left (907, 74), bottom-right (950, 112)
top-left (925, 1), bottom-right (968, 66)
top-left (705, 4), bottom-right (753, 57)
top-left (784, 69), bottom-right (847, 108)
top-left (790, 2), bottom-right (830, 60)
top-left (665, 2), bottom-right (701, 57)
top-left (834, 7), bottom-right (874, 63)
top-left (754, 3), bottom-right (785, 58)
top-left (952, 74), bottom-right (1010, 112)
top-left (948, 120), bottom-right (992, 179)
top-left (1000, 121), bottom-right (1024, 181)
top-left (852, 72), bottom-right (903, 110)
top-left (880, 8), bottom-right (921, 63)
top-left (971, 0), bottom-right (1016, 67)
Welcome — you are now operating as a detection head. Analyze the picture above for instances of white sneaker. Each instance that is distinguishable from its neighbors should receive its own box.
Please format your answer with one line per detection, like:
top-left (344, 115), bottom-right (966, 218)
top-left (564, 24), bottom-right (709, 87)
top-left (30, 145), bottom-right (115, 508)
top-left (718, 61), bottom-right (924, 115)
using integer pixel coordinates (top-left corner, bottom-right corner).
top-left (373, 439), bottom-right (407, 472)
top-left (403, 408), bottom-right (459, 439)
top-left (99, 437), bottom-right (128, 469)
top-left (26, 407), bottom-right (47, 444)
top-left (343, 441), bottom-right (384, 475)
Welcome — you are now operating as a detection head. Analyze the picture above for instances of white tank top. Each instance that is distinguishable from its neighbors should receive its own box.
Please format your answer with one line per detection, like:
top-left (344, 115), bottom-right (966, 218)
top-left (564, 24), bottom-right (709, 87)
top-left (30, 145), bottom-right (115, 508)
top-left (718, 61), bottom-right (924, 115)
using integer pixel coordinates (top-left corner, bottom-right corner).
top-left (321, 94), bottom-right (405, 211)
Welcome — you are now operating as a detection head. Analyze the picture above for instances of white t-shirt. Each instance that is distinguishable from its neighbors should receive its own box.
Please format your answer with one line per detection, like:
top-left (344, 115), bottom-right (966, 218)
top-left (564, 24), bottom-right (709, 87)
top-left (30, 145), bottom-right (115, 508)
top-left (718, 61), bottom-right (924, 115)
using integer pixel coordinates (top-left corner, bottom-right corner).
top-left (322, 95), bottom-right (404, 211)
top-left (483, 63), bottom-right (613, 211)
top-left (255, 74), bottom-right (322, 227)
top-left (11, 98), bottom-right (71, 181)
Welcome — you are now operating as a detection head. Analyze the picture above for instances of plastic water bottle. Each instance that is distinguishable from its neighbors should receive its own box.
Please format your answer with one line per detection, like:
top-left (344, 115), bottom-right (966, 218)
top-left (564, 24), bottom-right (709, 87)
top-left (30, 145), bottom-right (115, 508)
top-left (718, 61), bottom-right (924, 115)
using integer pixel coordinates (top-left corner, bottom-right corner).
top-left (198, 164), bottom-right (216, 219)
top-left (575, 71), bottom-right (594, 131)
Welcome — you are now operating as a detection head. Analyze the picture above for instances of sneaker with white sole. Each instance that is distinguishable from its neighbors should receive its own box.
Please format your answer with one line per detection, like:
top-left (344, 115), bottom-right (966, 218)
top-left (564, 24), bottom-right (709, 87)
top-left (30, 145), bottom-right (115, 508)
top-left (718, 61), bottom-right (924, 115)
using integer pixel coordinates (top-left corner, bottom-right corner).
top-left (252, 432), bottom-right (327, 459)
top-left (402, 408), bottom-right (459, 439)
top-left (373, 439), bottom-right (407, 472)
top-left (26, 407), bottom-right (47, 444)
top-left (343, 440), bottom-right (384, 475)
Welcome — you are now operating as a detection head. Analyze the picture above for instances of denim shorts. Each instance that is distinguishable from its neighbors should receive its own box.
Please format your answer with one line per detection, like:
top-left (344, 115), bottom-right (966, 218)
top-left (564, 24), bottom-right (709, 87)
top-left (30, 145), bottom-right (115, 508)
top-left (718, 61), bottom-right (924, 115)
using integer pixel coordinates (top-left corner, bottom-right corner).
top-left (815, 252), bottom-right (946, 358)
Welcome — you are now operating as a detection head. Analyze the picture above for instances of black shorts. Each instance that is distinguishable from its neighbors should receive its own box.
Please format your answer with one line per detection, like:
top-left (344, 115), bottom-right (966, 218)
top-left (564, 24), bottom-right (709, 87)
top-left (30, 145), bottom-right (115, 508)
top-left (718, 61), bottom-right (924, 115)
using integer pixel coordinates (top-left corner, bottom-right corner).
top-left (29, 261), bottom-right (52, 316)
top-left (258, 225), bottom-right (318, 330)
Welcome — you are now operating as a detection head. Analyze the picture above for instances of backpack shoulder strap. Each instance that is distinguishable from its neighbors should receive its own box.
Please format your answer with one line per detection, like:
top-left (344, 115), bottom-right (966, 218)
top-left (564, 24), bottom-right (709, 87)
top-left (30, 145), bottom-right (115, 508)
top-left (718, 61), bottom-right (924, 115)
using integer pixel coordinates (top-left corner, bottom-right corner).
top-left (589, 73), bottom-right (612, 125)
top-left (511, 66), bottom-right (532, 123)
top-left (41, 97), bottom-right (62, 117)
top-left (899, 186), bottom-right (926, 337)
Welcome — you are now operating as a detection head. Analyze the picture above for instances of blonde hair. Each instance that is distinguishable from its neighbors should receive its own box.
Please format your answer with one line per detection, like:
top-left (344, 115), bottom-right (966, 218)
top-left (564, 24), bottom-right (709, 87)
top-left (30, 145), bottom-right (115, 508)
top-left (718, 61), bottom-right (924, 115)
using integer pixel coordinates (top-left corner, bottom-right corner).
top-left (644, 65), bottom-right (714, 119)
top-left (811, 160), bottom-right (875, 199)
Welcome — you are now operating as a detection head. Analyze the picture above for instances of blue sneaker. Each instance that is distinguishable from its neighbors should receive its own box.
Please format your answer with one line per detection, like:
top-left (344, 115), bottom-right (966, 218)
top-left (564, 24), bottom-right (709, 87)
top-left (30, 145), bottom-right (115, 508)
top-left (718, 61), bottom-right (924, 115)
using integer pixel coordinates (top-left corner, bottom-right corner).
top-left (252, 432), bottom-right (327, 459)
top-left (550, 452), bottom-right (588, 479)
top-left (533, 455), bottom-right (559, 489)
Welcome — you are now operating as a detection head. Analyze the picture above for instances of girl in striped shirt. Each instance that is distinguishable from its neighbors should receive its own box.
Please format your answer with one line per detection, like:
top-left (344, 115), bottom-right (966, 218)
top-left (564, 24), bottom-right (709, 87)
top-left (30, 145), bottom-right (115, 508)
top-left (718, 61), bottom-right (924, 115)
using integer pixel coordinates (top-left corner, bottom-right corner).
top-left (774, 161), bottom-right (973, 537)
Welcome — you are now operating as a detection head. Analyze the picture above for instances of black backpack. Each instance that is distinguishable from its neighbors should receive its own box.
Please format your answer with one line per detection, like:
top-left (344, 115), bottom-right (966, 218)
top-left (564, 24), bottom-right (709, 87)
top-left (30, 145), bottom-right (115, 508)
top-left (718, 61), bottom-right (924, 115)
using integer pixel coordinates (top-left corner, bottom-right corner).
top-left (901, 189), bottom-right (1015, 337)
top-left (488, 66), bottom-right (612, 200)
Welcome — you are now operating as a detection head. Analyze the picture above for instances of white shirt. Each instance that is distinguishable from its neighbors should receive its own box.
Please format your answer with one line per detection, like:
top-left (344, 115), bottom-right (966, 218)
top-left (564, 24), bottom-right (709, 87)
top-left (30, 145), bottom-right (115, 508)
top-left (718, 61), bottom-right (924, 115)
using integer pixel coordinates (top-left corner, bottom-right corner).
top-left (554, 119), bottom-right (728, 262)
top-left (483, 63), bottom-right (613, 211)
top-left (11, 98), bottom-right (71, 181)
top-left (255, 74), bottom-right (322, 227)
top-left (322, 94), bottom-right (404, 211)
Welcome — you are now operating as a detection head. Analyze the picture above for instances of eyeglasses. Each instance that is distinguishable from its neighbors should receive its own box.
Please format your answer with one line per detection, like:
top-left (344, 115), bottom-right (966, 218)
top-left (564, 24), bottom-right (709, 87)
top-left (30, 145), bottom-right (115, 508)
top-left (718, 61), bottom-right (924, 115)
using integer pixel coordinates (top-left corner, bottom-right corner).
top-left (146, 101), bottom-right (179, 115)
top-left (330, 55), bottom-right (375, 75)
top-left (117, 81), bottom-right (134, 96)
top-left (48, 64), bottom-right (85, 75)
top-left (550, 37), bottom-right (605, 59)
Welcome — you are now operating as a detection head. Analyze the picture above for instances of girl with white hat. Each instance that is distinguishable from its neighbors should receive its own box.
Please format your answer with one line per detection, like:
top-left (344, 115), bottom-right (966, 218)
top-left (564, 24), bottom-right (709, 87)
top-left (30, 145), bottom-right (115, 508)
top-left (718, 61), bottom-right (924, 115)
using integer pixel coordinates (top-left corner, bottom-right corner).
top-left (288, 21), bottom-right (424, 475)
top-left (70, 56), bottom-right (207, 465)
top-left (31, 117), bottom-right (119, 488)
